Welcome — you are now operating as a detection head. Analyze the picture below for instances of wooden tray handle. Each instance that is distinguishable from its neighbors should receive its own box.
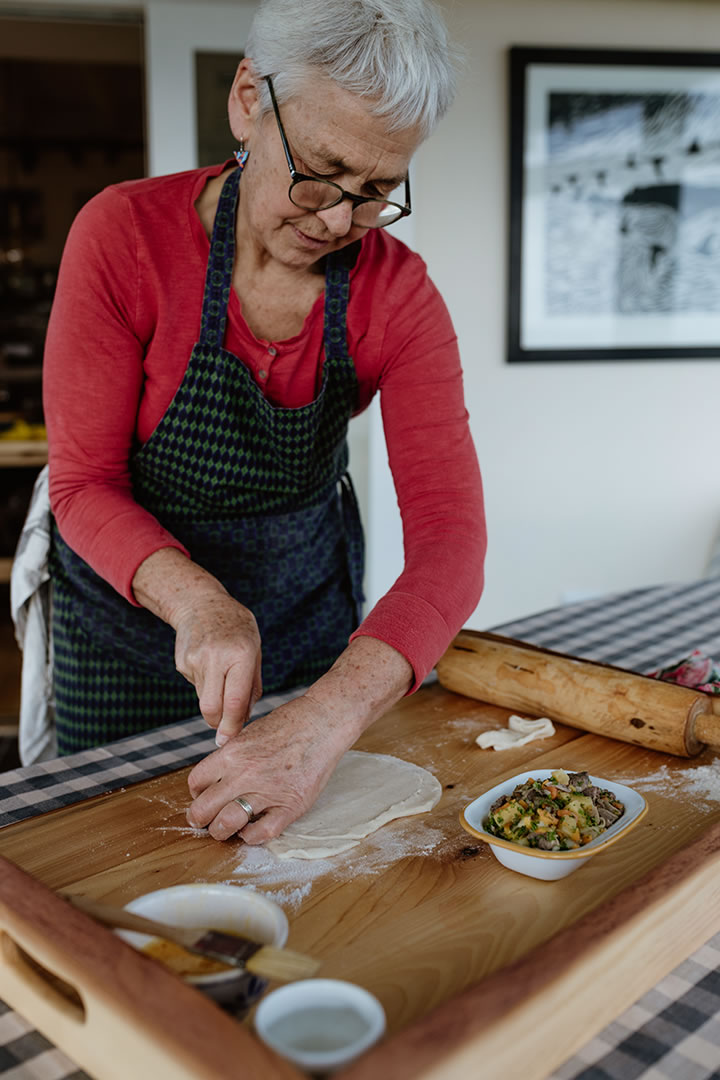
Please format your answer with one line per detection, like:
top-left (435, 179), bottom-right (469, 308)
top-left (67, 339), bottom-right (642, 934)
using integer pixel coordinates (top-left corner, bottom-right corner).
top-left (436, 630), bottom-right (717, 757)
top-left (0, 857), bottom-right (300, 1080)
top-left (0, 928), bottom-right (86, 1025)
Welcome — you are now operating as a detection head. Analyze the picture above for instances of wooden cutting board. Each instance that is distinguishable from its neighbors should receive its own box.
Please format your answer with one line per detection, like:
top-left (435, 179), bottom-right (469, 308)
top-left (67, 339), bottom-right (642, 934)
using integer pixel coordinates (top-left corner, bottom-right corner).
top-left (2, 681), bottom-right (720, 1080)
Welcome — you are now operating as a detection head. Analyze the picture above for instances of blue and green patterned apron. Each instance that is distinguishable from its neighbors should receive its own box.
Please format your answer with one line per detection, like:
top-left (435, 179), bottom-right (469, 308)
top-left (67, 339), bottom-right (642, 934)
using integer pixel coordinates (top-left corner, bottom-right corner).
top-left (51, 166), bottom-right (365, 754)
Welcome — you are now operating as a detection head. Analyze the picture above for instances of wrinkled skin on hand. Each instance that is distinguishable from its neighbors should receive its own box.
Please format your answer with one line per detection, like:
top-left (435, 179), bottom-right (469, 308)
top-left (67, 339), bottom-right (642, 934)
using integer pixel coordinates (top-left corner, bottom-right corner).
top-left (186, 693), bottom-right (348, 843)
top-left (135, 554), bottom-right (414, 844)
top-left (132, 550), bottom-right (264, 743)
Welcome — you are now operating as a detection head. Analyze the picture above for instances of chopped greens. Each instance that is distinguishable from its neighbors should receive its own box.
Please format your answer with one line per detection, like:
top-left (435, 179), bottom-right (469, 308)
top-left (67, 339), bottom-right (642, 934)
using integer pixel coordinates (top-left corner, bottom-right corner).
top-left (483, 770), bottom-right (625, 852)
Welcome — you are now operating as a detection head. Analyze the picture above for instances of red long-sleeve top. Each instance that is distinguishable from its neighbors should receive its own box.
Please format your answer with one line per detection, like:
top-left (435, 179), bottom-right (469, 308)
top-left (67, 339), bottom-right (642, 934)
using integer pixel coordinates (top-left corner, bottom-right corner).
top-left (43, 162), bottom-right (486, 688)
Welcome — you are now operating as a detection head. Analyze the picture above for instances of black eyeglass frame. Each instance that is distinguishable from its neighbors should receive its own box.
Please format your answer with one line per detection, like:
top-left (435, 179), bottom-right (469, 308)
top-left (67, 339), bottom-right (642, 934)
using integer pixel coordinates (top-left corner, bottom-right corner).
top-left (263, 74), bottom-right (412, 228)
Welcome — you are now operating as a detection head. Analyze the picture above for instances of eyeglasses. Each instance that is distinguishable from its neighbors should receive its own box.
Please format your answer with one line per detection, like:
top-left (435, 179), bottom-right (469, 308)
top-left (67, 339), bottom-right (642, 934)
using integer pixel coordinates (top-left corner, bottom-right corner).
top-left (264, 75), bottom-right (412, 229)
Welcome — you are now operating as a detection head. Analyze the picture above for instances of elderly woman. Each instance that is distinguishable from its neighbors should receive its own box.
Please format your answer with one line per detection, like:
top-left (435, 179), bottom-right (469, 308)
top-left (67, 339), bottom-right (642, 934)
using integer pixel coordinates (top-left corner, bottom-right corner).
top-left (42, 0), bottom-right (486, 844)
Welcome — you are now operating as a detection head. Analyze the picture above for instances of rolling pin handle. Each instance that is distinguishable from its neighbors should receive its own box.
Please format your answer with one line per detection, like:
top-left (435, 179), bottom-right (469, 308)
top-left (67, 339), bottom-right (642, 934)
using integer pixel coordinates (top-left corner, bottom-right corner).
top-left (691, 709), bottom-right (720, 754)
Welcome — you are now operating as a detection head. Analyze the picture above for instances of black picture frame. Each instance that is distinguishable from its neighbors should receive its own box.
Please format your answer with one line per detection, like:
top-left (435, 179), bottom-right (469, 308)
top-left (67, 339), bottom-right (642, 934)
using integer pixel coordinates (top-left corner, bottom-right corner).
top-left (507, 46), bottom-right (720, 362)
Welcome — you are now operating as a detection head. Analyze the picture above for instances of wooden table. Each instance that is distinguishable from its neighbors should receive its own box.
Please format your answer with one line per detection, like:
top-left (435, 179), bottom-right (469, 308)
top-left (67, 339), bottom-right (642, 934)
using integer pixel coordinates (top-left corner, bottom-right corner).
top-left (3, 675), bottom-right (720, 1080)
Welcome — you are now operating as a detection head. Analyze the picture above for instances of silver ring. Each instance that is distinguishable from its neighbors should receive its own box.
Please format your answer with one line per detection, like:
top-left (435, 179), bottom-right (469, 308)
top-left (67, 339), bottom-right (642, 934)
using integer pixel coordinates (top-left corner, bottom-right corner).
top-left (234, 795), bottom-right (257, 821)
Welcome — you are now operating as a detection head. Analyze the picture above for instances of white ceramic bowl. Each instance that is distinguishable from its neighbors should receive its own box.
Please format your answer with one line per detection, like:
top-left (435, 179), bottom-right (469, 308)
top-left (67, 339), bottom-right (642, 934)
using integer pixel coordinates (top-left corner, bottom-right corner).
top-left (254, 978), bottom-right (386, 1073)
top-left (116, 882), bottom-right (288, 1010)
top-left (460, 768), bottom-right (648, 880)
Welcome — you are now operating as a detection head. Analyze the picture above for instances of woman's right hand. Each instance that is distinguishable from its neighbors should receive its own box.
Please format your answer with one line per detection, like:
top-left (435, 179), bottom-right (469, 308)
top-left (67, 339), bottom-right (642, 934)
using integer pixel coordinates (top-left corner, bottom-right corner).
top-left (132, 548), bottom-right (262, 743)
top-left (173, 591), bottom-right (263, 743)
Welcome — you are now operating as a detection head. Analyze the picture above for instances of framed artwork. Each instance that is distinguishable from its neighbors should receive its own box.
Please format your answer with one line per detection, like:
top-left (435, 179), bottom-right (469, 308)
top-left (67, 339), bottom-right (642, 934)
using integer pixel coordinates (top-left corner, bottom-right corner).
top-left (507, 47), bottom-right (720, 362)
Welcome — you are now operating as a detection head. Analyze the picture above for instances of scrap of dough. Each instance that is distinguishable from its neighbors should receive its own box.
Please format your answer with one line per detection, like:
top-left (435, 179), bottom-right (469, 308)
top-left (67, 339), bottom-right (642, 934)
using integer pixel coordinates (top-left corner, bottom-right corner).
top-left (267, 750), bottom-right (442, 860)
top-left (475, 714), bottom-right (555, 751)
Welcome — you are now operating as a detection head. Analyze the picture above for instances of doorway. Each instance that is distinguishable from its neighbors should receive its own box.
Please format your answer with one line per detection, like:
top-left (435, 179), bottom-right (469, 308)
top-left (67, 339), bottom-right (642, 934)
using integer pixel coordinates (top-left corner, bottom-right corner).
top-left (0, 8), bottom-right (146, 762)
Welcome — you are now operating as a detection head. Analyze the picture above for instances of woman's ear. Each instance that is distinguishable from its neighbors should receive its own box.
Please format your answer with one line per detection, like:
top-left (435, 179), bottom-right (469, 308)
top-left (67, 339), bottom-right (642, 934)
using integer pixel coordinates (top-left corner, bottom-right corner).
top-left (228, 57), bottom-right (261, 142)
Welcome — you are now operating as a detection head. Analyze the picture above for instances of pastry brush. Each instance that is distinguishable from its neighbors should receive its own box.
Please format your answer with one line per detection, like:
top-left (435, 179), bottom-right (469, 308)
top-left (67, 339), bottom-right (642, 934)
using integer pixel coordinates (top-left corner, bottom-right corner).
top-left (64, 894), bottom-right (319, 982)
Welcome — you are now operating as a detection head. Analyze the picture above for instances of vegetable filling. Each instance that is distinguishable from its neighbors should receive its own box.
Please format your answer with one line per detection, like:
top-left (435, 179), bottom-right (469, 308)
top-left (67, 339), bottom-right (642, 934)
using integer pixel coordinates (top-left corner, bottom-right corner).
top-left (484, 770), bottom-right (625, 851)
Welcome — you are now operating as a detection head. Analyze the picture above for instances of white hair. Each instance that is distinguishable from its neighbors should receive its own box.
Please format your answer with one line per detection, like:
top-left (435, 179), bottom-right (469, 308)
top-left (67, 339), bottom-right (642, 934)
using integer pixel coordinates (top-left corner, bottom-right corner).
top-left (244, 0), bottom-right (459, 138)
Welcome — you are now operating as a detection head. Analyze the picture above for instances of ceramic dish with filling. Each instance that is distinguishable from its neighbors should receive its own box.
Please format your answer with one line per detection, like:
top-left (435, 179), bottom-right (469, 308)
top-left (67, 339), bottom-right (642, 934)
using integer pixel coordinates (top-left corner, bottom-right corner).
top-left (460, 768), bottom-right (648, 880)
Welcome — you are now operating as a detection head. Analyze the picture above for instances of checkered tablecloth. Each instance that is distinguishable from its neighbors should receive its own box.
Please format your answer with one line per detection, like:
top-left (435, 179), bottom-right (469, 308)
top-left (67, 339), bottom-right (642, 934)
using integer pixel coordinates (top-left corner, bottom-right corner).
top-left (0, 686), bottom-right (304, 829)
top-left (2, 578), bottom-right (720, 1079)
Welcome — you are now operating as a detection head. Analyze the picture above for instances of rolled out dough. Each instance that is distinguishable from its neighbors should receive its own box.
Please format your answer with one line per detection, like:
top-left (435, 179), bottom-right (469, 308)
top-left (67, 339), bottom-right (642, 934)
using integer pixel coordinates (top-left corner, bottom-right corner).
top-left (267, 750), bottom-right (442, 860)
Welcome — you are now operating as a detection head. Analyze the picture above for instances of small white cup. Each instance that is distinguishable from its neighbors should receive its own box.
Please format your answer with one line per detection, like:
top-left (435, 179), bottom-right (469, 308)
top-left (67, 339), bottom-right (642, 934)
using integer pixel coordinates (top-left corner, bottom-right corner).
top-left (254, 978), bottom-right (386, 1073)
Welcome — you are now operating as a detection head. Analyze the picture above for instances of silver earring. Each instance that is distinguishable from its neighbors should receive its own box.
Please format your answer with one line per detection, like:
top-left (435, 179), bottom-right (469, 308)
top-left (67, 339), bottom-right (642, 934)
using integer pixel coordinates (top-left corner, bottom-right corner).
top-left (234, 138), bottom-right (249, 170)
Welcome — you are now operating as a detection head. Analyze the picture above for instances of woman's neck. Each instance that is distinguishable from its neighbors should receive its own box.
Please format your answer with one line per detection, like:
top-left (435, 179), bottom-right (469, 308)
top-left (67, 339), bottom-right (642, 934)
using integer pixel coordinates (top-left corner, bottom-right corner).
top-left (194, 167), bottom-right (327, 342)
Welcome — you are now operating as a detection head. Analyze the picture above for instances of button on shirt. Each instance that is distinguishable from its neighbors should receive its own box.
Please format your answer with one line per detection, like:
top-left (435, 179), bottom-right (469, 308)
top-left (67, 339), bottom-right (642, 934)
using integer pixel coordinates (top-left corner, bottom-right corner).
top-left (257, 345), bottom-right (277, 382)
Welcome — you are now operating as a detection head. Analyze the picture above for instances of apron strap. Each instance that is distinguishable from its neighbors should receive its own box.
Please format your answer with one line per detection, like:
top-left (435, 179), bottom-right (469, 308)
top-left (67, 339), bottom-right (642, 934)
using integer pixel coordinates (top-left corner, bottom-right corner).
top-left (324, 258), bottom-right (351, 357)
top-left (199, 166), bottom-right (242, 350)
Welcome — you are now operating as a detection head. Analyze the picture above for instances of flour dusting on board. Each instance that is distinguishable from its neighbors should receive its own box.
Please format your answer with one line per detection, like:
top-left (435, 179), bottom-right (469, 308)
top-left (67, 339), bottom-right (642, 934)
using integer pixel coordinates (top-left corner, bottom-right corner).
top-left (156, 824), bottom-right (208, 838)
top-left (225, 818), bottom-right (448, 910)
top-left (446, 716), bottom-right (484, 735)
top-left (618, 759), bottom-right (720, 802)
top-left (146, 787), bottom-right (456, 913)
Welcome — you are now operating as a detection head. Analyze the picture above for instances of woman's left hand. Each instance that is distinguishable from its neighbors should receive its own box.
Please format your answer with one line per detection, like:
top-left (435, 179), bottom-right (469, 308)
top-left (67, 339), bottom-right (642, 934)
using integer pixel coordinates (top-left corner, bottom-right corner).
top-left (186, 693), bottom-right (348, 842)
top-left (185, 635), bottom-right (414, 842)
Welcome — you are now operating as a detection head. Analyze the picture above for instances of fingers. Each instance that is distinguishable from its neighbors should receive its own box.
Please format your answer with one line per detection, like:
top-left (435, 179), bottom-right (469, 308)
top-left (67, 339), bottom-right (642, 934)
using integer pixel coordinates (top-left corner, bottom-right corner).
top-left (214, 658), bottom-right (263, 745)
top-left (195, 665), bottom-right (226, 730)
top-left (187, 748), bottom-right (223, 799)
top-left (206, 793), bottom-right (265, 842)
top-left (186, 787), bottom-right (291, 844)
top-left (172, 597), bottom-right (262, 739)
top-left (241, 806), bottom-right (289, 845)
top-left (210, 666), bottom-right (251, 744)
top-left (185, 778), bottom-right (246, 835)
top-left (186, 754), bottom-right (258, 827)
top-left (194, 660), bottom-right (253, 733)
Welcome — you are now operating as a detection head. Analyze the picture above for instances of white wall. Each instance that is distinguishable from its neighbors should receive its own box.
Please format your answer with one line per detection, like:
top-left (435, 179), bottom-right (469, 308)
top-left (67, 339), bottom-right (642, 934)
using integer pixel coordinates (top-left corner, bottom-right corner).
top-left (13, 0), bottom-right (720, 631)
top-left (412, 0), bottom-right (720, 628)
top-left (145, 0), bottom-right (256, 177)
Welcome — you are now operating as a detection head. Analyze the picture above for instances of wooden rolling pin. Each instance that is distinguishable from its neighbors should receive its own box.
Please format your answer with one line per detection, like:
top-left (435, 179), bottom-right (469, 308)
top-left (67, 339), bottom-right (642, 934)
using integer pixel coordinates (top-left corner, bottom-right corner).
top-left (436, 630), bottom-right (720, 758)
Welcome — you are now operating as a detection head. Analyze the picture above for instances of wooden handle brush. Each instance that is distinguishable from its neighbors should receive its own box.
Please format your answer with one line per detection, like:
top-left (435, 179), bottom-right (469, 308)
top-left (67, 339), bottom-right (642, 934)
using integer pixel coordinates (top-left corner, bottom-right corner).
top-left (64, 894), bottom-right (319, 982)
